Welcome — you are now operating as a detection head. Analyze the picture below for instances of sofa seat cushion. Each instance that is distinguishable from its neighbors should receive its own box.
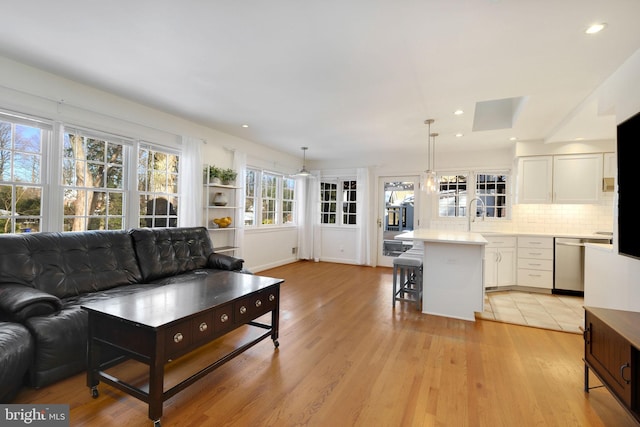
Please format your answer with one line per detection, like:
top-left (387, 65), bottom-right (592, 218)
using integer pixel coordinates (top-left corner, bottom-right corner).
top-left (0, 322), bottom-right (33, 402)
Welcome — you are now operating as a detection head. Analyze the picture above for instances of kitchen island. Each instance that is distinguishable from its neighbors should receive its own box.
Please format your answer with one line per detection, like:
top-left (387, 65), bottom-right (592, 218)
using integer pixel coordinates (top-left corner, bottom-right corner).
top-left (396, 229), bottom-right (488, 321)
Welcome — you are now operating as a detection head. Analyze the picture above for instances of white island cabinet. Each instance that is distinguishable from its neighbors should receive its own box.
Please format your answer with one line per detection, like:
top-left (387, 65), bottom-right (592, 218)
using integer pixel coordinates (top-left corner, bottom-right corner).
top-left (397, 230), bottom-right (488, 321)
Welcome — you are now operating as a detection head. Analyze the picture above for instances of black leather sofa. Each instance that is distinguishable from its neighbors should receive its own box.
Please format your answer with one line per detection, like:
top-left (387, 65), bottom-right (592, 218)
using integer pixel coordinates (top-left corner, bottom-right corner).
top-left (0, 226), bottom-right (244, 401)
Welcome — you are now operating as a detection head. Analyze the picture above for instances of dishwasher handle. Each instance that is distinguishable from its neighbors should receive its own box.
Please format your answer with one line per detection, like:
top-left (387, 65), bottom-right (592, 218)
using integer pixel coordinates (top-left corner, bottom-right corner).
top-left (555, 241), bottom-right (585, 247)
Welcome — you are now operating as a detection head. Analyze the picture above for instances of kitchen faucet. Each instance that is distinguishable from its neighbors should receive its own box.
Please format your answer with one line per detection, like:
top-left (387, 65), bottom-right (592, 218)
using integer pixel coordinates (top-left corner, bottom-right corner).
top-left (467, 196), bottom-right (485, 231)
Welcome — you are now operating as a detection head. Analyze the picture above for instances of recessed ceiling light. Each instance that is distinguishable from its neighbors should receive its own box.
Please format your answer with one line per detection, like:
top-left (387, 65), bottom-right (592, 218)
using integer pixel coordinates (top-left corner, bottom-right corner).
top-left (455, 133), bottom-right (464, 138)
top-left (509, 137), bottom-right (517, 141)
top-left (574, 137), bottom-right (585, 141)
top-left (241, 124), bottom-right (249, 128)
top-left (454, 109), bottom-right (464, 116)
top-left (585, 23), bottom-right (606, 34)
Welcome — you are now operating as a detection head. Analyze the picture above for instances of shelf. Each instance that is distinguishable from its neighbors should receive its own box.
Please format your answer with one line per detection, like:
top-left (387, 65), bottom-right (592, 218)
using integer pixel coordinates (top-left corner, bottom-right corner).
top-left (207, 205), bottom-right (241, 209)
top-left (205, 183), bottom-right (240, 190)
top-left (208, 227), bottom-right (238, 231)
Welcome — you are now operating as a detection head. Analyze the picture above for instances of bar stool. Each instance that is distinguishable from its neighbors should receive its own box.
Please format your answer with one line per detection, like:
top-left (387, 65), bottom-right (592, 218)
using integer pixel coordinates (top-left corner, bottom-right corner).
top-left (392, 252), bottom-right (423, 310)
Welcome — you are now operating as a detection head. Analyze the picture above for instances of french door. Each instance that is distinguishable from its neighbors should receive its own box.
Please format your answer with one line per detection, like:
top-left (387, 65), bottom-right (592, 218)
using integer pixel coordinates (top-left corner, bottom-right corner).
top-left (377, 176), bottom-right (420, 267)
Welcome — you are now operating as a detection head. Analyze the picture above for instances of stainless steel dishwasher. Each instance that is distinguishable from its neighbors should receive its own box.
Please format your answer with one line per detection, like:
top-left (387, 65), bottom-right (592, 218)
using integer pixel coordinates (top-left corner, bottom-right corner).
top-left (554, 237), bottom-right (611, 295)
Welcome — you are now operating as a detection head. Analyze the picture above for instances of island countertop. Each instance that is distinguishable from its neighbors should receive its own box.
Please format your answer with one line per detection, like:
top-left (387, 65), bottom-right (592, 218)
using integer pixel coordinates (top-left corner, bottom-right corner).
top-left (395, 229), bottom-right (488, 245)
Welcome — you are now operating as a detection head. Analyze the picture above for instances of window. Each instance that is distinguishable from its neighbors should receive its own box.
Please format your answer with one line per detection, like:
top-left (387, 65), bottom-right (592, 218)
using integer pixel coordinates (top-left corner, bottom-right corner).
top-left (320, 182), bottom-right (337, 224)
top-left (437, 171), bottom-right (509, 219)
top-left (244, 168), bottom-right (296, 227)
top-left (244, 169), bottom-right (257, 226)
top-left (138, 145), bottom-right (179, 228)
top-left (282, 177), bottom-right (295, 224)
top-left (320, 179), bottom-right (357, 225)
top-left (0, 109), bottom-right (185, 234)
top-left (342, 180), bottom-right (357, 225)
top-left (62, 131), bottom-right (126, 231)
top-left (261, 172), bottom-right (277, 225)
top-left (0, 117), bottom-right (46, 233)
top-left (438, 174), bottom-right (468, 217)
top-left (475, 173), bottom-right (508, 218)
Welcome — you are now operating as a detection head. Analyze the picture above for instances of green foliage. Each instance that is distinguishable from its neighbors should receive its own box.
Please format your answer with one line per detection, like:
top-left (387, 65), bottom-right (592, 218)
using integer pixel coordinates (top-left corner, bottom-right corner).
top-left (207, 165), bottom-right (223, 180)
top-left (221, 168), bottom-right (237, 184)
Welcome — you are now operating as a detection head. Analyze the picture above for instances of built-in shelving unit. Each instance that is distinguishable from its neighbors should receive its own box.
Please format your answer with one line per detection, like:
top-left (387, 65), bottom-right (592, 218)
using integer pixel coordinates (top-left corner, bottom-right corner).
top-left (203, 167), bottom-right (241, 254)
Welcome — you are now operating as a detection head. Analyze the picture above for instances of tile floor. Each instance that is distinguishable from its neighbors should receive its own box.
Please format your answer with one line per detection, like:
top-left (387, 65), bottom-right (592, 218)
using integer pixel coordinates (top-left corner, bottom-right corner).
top-left (477, 290), bottom-right (584, 334)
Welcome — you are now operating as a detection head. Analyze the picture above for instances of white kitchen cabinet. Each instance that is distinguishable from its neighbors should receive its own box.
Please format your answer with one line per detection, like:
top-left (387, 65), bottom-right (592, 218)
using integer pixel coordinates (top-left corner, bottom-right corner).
top-left (484, 236), bottom-right (516, 288)
top-left (517, 236), bottom-right (554, 289)
top-left (553, 154), bottom-right (603, 203)
top-left (517, 156), bottom-right (553, 204)
top-left (517, 154), bottom-right (603, 204)
top-left (603, 152), bottom-right (616, 178)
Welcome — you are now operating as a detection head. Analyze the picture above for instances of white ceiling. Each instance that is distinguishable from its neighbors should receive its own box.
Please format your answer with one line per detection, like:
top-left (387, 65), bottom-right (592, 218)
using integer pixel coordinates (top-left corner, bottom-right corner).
top-left (1, 0), bottom-right (639, 163)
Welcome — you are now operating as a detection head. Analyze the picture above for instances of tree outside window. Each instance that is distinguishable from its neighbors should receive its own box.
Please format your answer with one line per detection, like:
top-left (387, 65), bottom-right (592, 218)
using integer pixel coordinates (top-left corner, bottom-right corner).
top-left (62, 133), bottom-right (125, 231)
top-left (0, 119), bottom-right (45, 233)
top-left (138, 146), bottom-right (179, 228)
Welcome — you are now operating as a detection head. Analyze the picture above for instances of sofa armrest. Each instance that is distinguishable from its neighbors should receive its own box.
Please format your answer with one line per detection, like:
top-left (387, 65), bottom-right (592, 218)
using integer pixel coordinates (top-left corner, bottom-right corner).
top-left (0, 284), bottom-right (62, 322)
top-left (207, 253), bottom-right (244, 271)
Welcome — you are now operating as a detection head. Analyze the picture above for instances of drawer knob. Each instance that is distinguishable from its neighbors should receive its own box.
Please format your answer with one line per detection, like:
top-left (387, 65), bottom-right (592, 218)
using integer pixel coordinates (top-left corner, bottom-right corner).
top-left (199, 322), bottom-right (208, 332)
top-left (220, 313), bottom-right (229, 323)
top-left (173, 332), bottom-right (183, 343)
top-left (239, 306), bottom-right (247, 314)
top-left (255, 299), bottom-right (262, 308)
top-left (269, 294), bottom-right (275, 302)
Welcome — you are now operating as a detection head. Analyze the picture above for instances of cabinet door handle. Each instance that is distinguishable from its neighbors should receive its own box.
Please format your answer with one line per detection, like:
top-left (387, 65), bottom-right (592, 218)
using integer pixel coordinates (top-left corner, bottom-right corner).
top-left (620, 362), bottom-right (631, 384)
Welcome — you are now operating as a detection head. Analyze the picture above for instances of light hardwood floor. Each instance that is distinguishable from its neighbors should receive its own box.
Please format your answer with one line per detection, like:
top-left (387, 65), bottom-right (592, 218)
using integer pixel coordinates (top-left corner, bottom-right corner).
top-left (14, 261), bottom-right (636, 426)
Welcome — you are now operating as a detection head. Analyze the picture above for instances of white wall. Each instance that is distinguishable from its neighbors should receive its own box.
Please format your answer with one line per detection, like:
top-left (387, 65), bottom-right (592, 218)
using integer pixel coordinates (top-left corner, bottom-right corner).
top-left (585, 246), bottom-right (640, 312)
top-left (244, 227), bottom-right (298, 272)
top-left (584, 47), bottom-right (640, 312)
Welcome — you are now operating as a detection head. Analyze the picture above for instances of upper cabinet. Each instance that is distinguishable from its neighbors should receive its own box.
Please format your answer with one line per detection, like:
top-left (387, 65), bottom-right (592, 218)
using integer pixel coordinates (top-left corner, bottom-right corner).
top-left (517, 156), bottom-right (553, 204)
top-left (517, 153), bottom-right (603, 204)
top-left (553, 154), bottom-right (603, 203)
top-left (603, 152), bottom-right (617, 178)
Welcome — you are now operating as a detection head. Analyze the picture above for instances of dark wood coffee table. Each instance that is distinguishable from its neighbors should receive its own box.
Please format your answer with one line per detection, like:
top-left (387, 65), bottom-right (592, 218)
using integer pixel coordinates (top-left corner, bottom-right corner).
top-left (82, 270), bottom-right (283, 426)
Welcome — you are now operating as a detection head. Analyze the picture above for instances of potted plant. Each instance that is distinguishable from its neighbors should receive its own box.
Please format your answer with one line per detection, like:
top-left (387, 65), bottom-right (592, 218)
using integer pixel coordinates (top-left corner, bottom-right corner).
top-left (207, 165), bottom-right (223, 184)
top-left (221, 168), bottom-right (237, 185)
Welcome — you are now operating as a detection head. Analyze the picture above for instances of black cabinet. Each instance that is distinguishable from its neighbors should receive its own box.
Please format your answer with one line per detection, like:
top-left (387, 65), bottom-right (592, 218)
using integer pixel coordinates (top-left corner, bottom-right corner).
top-left (584, 306), bottom-right (640, 423)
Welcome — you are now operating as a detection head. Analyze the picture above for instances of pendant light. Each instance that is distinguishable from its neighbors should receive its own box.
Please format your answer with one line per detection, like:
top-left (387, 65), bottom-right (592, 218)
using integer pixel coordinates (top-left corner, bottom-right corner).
top-left (424, 119), bottom-right (438, 193)
top-left (296, 146), bottom-right (311, 176)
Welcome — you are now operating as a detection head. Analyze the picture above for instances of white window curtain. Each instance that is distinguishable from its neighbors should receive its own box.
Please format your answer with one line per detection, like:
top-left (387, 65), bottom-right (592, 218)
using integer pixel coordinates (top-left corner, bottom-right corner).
top-left (297, 172), bottom-right (319, 261)
top-left (232, 150), bottom-right (246, 258)
top-left (178, 136), bottom-right (203, 227)
top-left (355, 167), bottom-right (371, 265)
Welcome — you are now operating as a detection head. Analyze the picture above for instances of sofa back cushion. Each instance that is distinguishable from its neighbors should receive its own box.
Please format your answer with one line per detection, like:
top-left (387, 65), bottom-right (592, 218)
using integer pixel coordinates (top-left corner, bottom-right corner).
top-left (0, 230), bottom-right (143, 299)
top-left (130, 227), bottom-right (214, 282)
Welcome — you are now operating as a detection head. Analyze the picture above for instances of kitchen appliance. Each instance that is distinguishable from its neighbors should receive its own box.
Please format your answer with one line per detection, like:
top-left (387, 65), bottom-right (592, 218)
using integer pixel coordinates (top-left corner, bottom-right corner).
top-left (554, 236), bottom-right (612, 296)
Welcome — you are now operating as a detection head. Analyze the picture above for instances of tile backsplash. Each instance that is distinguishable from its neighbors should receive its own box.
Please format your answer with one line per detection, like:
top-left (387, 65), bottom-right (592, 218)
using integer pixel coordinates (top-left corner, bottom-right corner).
top-left (430, 192), bottom-right (614, 234)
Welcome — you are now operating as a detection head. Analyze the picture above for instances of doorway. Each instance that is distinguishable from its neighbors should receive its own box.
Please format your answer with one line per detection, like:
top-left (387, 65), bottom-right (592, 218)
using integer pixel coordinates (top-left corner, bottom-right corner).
top-left (377, 176), bottom-right (420, 267)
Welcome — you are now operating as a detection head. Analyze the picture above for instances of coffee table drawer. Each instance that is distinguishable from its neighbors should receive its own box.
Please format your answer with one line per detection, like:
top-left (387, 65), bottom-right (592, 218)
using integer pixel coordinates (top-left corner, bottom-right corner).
top-left (214, 304), bottom-right (234, 332)
top-left (235, 287), bottom-right (278, 323)
top-left (165, 321), bottom-right (193, 358)
top-left (192, 312), bottom-right (215, 345)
